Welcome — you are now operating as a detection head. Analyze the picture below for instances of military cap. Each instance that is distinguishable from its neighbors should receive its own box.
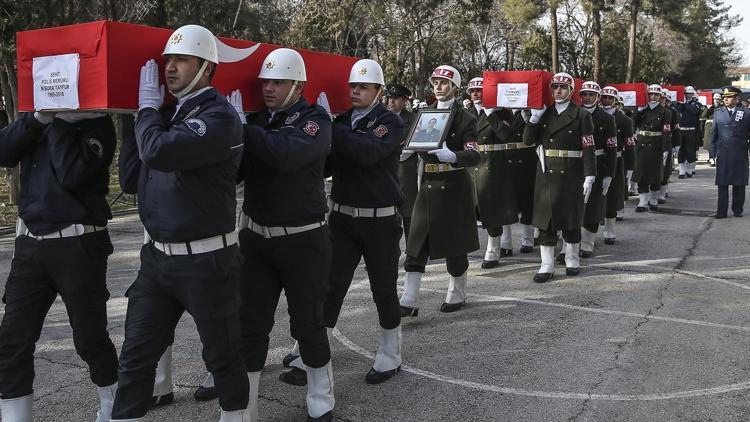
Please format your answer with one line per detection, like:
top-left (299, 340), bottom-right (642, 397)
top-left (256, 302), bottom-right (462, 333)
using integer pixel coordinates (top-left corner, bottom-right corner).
top-left (386, 84), bottom-right (412, 98)
top-left (721, 86), bottom-right (742, 97)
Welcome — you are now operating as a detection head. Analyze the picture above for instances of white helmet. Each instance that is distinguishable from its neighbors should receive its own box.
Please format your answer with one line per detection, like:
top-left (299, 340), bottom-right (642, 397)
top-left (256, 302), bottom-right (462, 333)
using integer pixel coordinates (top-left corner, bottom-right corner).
top-left (430, 65), bottom-right (461, 88)
top-left (661, 88), bottom-right (672, 100)
top-left (550, 72), bottom-right (575, 91)
top-left (685, 86), bottom-right (696, 94)
top-left (258, 48), bottom-right (307, 82)
top-left (647, 84), bottom-right (663, 95)
top-left (466, 77), bottom-right (483, 93)
top-left (601, 85), bottom-right (619, 98)
top-left (713, 92), bottom-right (722, 100)
top-left (580, 81), bottom-right (601, 95)
top-left (163, 25), bottom-right (218, 64)
top-left (348, 59), bottom-right (385, 86)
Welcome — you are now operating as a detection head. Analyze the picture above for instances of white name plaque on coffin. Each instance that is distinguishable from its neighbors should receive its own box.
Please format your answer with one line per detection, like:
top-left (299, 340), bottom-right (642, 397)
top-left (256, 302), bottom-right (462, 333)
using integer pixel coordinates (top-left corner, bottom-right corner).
top-left (497, 83), bottom-right (529, 108)
top-left (33, 53), bottom-right (80, 110)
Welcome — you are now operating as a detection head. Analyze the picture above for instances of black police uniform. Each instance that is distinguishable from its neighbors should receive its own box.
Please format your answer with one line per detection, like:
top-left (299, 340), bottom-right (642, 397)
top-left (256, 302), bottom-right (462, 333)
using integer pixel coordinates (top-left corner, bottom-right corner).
top-left (239, 98), bottom-right (333, 373)
top-left (112, 88), bottom-right (249, 419)
top-left (324, 103), bottom-right (404, 331)
top-left (0, 113), bottom-right (118, 399)
top-left (678, 97), bottom-right (704, 166)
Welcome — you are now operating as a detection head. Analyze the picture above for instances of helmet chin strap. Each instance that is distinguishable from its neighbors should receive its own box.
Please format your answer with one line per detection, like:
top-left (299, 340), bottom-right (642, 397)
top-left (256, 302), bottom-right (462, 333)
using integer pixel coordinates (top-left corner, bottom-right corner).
top-left (554, 88), bottom-right (573, 104)
top-left (280, 81), bottom-right (300, 109)
top-left (369, 86), bottom-right (384, 108)
top-left (435, 85), bottom-right (457, 102)
top-left (170, 60), bottom-right (209, 99)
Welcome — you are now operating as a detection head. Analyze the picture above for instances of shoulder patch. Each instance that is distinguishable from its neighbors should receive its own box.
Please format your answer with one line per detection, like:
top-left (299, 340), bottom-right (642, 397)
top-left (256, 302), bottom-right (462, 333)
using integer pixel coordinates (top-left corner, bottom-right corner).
top-left (581, 134), bottom-right (595, 148)
top-left (86, 138), bottom-right (104, 158)
top-left (373, 125), bottom-right (388, 138)
top-left (285, 112), bottom-right (300, 125)
top-left (303, 121), bottom-right (320, 137)
top-left (662, 124), bottom-right (671, 133)
top-left (185, 118), bottom-right (207, 136)
top-left (464, 141), bottom-right (478, 151)
top-left (606, 136), bottom-right (618, 149)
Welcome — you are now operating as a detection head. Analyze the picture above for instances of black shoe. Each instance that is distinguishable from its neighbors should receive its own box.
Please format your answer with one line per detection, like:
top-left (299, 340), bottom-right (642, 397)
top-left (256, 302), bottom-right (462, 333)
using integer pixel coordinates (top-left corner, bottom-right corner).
top-left (533, 237), bottom-right (540, 246)
top-left (556, 253), bottom-right (566, 265)
top-left (283, 353), bottom-right (299, 368)
top-left (678, 174), bottom-right (686, 179)
top-left (657, 199), bottom-right (666, 204)
top-left (194, 385), bottom-right (218, 402)
top-left (520, 245), bottom-right (534, 253)
top-left (151, 392), bottom-right (174, 408)
top-left (615, 216), bottom-right (624, 222)
top-left (713, 213), bottom-right (727, 219)
top-left (566, 267), bottom-right (580, 276)
top-left (579, 250), bottom-right (593, 258)
top-left (734, 212), bottom-right (743, 218)
top-left (279, 367), bottom-right (307, 386)
top-left (308, 411), bottom-right (334, 422)
top-left (604, 238), bottom-right (615, 245)
top-left (500, 248), bottom-right (513, 257)
top-left (365, 366), bottom-right (401, 384)
top-left (400, 305), bottom-right (419, 317)
top-left (635, 206), bottom-right (647, 213)
top-left (649, 204), bottom-right (658, 211)
top-left (686, 173), bottom-right (693, 178)
top-left (481, 260), bottom-right (499, 269)
top-left (533, 272), bottom-right (554, 283)
top-left (440, 301), bottom-right (465, 313)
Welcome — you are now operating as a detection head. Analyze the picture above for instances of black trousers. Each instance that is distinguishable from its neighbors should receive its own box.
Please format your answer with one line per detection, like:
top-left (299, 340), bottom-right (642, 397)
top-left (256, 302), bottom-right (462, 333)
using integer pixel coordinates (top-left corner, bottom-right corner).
top-left (537, 226), bottom-right (581, 246)
top-left (583, 223), bottom-right (599, 233)
top-left (111, 243), bottom-right (248, 419)
top-left (637, 183), bottom-right (661, 194)
top-left (717, 185), bottom-right (746, 216)
top-left (241, 226), bottom-right (332, 371)
top-left (678, 131), bottom-right (699, 163)
top-left (324, 212), bottom-right (402, 330)
top-left (0, 231), bottom-right (118, 399)
top-left (402, 217), bottom-right (411, 245)
top-left (486, 226), bottom-right (502, 237)
top-left (404, 235), bottom-right (468, 277)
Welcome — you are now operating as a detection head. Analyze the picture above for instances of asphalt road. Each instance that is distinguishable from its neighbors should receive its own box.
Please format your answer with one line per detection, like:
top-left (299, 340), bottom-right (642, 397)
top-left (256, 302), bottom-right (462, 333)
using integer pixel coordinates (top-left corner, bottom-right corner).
top-left (3, 152), bottom-right (750, 421)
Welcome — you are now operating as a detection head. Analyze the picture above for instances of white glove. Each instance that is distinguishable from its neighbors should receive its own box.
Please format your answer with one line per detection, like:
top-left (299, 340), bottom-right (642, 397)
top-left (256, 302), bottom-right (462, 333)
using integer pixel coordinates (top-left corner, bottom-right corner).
top-left (521, 109), bottom-right (531, 123)
top-left (529, 106), bottom-right (547, 124)
top-left (227, 90), bottom-right (246, 124)
top-left (583, 175), bottom-right (596, 202)
top-left (317, 91), bottom-right (332, 120)
top-left (33, 112), bottom-right (54, 125)
top-left (625, 170), bottom-right (633, 180)
top-left (138, 59), bottom-right (164, 111)
top-left (463, 99), bottom-right (472, 109)
top-left (428, 143), bottom-right (458, 163)
top-left (601, 176), bottom-right (612, 196)
top-left (637, 105), bottom-right (647, 111)
top-left (672, 146), bottom-right (680, 156)
top-left (662, 150), bottom-right (669, 165)
top-left (56, 112), bottom-right (106, 123)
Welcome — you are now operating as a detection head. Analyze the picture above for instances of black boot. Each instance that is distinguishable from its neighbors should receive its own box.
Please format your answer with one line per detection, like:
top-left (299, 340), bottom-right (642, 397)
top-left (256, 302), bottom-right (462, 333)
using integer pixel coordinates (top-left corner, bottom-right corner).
top-left (400, 305), bottom-right (419, 317)
top-left (279, 367), bottom-right (307, 386)
top-left (365, 366), bottom-right (401, 384)
top-left (193, 385), bottom-right (218, 402)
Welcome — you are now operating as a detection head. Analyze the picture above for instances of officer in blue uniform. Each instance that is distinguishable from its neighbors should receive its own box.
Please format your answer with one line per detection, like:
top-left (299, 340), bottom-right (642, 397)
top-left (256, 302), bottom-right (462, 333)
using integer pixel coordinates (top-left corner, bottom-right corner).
top-left (709, 86), bottom-right (750, 218)
top-left (111, 25), bottom-right (250, 422)
top-left (0, 111), bottom-right (118, 422)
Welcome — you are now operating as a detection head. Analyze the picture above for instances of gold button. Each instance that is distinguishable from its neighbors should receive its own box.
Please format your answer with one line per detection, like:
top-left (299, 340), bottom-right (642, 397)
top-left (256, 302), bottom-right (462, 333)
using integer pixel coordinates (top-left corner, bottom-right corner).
top-left (428, 185), bottom-right (432, 189)
top-left (569, 130), bottom-right (572, 133)
top-left (441, 186), bottom-right (445, 190)
top-left (560, 170), bottom-right (565, 174)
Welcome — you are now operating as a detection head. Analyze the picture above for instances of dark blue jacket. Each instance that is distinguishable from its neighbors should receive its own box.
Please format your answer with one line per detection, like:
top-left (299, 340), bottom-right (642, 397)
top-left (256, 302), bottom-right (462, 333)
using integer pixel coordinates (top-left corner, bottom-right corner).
top-left (328, 103), bottom-right (404, 208)
top-left (710, 105), bottom-right (750, 186)
top-left (678, 98), bottom-right (704, 130)
top-left (119, 88), bottom-right (243, 242)
top-left (241, 98), bottom-right (331, 226)
top-left (0, 113), bottom-right (115, 235)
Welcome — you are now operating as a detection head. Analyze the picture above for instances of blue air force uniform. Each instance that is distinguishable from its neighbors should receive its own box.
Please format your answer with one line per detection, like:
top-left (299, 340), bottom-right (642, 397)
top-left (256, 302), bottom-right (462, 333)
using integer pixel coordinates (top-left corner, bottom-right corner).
top-left (709, 101), bottom-right (750, 217)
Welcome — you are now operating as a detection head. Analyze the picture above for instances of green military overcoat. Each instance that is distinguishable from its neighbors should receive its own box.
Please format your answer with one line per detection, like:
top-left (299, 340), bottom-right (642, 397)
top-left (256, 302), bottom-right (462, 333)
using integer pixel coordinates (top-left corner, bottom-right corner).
top-left (583, 107), bottom-right (617, 225)
top-left (632, 104), bottom-right (671, 186)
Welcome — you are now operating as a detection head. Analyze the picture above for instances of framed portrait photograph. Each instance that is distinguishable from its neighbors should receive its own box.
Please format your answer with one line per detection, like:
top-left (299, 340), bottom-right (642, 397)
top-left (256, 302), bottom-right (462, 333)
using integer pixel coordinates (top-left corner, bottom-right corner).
top-left (403, 109), bottom-right (454, 151)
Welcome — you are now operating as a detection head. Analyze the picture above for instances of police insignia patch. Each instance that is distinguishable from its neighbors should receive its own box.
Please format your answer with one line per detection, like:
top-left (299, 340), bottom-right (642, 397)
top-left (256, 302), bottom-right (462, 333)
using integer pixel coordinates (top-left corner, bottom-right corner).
top-left (581, 134), bottom-right (595, 147)
top-left (86, 138), bottom-right (104, 158)
top-left (285, 112), bottom-right (300, 125)
top-left (185, 118), bottom-right (207, 136)
top-left (303, 121), bottom-right (320, 136)
top-left (373, 125), bottom-right (388, 138)
top-left (606, 137), bottom-right (618, 148)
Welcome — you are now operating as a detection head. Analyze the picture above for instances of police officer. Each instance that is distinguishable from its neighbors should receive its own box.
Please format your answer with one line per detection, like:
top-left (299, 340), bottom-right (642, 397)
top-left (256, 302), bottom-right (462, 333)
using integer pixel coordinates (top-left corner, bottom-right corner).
top-left (0, 111), bottom-right (118, 422)
top-left (230, 48), bottom-right (335, 422)
top-left (576, 81), bottom-right (617, 258)
top-left (657, 88), bottom-right (680, 204)
top-left (702, 93), bottom-right (723, 166)
top-left (633, 84), bottom-right (672, 212)
top-left (399, 65), bottom-right (480, 315)
top-left (709, 86), bottom-right (750, 218)
top-left (112, 25), bottom-right (250, 421)
top-left (524, 72), bottom-right (596, 282)
top-left (677, 86), bottom-right (705, 178)
top-left (319, 59), bottom-right (405, 385)
top-left (387, 84), bottom-right (418, 242)
top-left (600, 86), bottom-right (636, 244)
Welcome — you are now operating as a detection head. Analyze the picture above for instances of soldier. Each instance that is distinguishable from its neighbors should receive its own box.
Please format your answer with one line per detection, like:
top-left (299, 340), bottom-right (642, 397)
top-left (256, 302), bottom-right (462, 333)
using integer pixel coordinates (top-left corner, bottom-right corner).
top-left (387, 84), bottom-right (418, 242)
top-left (632, 84), bottom-right (671, 212)
top-left (709, 86), bottom-right (750, 218)
top-left (112, 25), bottom-right (250, 421)
top-left (573, 81), bottom-right (617, 258)
top-left (399, 65), bottom-right (480, 315)
top-left (600, 86), bottom-right (635, 244)
top-left (657, 89), bottom-right (680, 204)
top-left (702, 93), bottom-right (722, 166)
top-left (677, 86), bottom-right (705, 178)
top-left (0, 111), bottom-right (118, 422)
top-left (466, 77), bottom-right (483, 118)
top-left (523, 72), bottom-right (596, 282)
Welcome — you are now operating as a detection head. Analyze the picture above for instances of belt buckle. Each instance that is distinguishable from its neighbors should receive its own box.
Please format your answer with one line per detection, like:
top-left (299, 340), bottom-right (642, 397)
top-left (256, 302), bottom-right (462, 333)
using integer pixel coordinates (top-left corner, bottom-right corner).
top-left (352, 207), bottom-right (361, 218)
top-left (558, 151), bottom-right (567, 158)
top-left (425, 164), bottom-right (437, 172)
top-left (507, 143), bottom-right (517, 149)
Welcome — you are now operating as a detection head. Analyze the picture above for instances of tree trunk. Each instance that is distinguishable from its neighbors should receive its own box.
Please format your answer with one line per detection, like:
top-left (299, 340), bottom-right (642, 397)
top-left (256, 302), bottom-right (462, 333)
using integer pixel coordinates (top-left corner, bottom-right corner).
top-left (592, 1), bottom-right (602, 82)
top-left (626, 0), bottom-right (640, 83)
top-left (550, 0), bottom-right (560, 74)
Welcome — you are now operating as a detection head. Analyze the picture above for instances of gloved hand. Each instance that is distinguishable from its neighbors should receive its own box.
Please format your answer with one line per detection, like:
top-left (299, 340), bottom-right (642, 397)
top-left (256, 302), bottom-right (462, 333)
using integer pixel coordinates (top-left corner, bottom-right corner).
top-left (601, 176), bottom-right (613, 196)
top-left (138, 59), bottom-right (164, 111)
top-left (672, 146), bottom-right (680, 156)
top-left (33, 112), bottom-right (54, 125)
top-left (428, 143), bottom-right (458, 163)
top-left (521, 109), bottom-right (531, 123)
top-left (227, 90), bottom-right (246, 124)
top-left (637, 105), bottom-right (647, 111)
top-left (317, 91), bottom-right (333, 120)
top-left (529, 106), bottom-right (547, 124)
top-left (56, 112), bottom-right (107, 123)
top-left (463, 99), bottom-right (472, 109)
top-left (625, 170), bottom-right (633, 180)
top-left (583, 175), bottom-right (596, 200)
top-left (662, 150), bottom-right (669, 165)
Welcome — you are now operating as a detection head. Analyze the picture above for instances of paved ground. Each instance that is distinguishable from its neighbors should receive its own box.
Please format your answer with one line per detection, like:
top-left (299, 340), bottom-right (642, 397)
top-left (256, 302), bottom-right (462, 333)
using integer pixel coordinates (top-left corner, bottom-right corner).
top-left (4, 152), bottom-right (750, 421)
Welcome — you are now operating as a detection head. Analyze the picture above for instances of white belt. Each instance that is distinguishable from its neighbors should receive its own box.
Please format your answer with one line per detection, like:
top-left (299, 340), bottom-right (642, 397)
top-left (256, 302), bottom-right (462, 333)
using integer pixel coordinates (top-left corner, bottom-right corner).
top-left (424, 163), bottom-right (463, 173)
top-left (17, 219), bottom-right (106, 240)
top-left (545, 149), bottom-right (582, 158)
top-left (595, 149), bottom-right (605, 156)
top-left (477, 142), bottom-right (533, 152)
top-left (152, 232), bottom-right (237, 256)
top-left (679, 127), bottom-right (696, 131)
top-left (242, 213), bottom-right (325, 239)
top-left (331, 201), bottom-right (397, 218)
